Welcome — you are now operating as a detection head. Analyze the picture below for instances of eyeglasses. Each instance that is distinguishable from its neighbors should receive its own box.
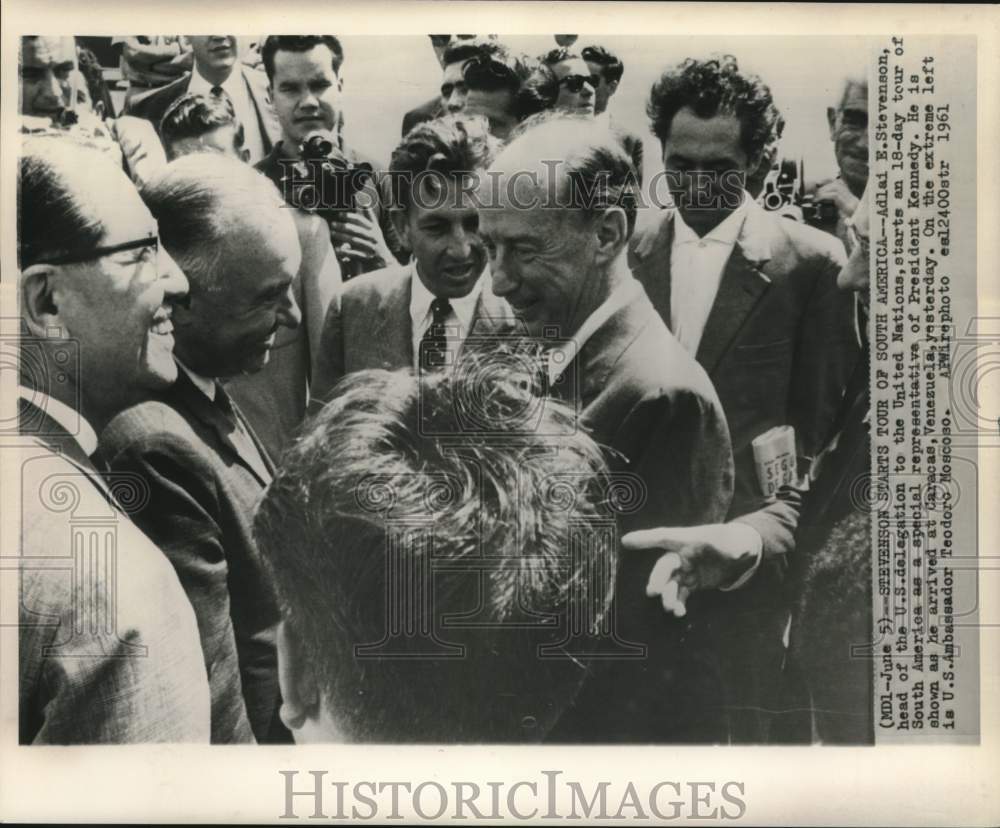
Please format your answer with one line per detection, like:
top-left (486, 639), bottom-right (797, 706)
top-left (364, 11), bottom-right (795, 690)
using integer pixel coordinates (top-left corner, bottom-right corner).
top-left (33, 234), bottom-right (159, 267)
top-left (558, 74), bottom-right (599, 93)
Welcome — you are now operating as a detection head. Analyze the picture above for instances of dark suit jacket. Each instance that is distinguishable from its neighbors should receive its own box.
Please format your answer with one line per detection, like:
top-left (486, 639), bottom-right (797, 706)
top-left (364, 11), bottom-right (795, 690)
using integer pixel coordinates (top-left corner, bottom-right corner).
top-left (125, 66), bottom-right (281, 154)
top-left (18, 399), bottom-right (210, 744)
top-left (311, 263), bottom-right (512, 405)
top-left (546, 283), bottom-right (736, 743)
top-left (629, 201), bottom-right (857, 741)
top-left (630, 201), bottom-right (857, 546)
top-left (98, 368), bottom-right (283, 744)
top-left (402, 96), bottom-right (443, 136)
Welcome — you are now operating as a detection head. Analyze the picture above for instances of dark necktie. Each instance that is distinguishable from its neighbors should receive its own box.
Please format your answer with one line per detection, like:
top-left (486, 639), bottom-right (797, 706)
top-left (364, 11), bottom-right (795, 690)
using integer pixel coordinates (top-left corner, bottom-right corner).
top-left (419, 297), bottom-right (453, 372)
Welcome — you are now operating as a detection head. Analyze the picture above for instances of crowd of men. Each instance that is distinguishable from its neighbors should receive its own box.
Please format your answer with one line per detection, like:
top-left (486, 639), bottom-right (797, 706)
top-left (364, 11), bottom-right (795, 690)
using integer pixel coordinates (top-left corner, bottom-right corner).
top-left (17, 33), bottom-right (872, 746)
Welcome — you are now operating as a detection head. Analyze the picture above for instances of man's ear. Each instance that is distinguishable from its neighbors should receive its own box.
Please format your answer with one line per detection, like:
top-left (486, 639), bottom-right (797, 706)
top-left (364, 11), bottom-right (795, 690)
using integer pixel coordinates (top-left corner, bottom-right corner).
top-left (826, 106), bottom-right (838, 140)
top-left (607, 79), bottom-right (620, 97)
top-left (239, 146), bottom-right (251, 164)
top-left (594, 207), bottom-right (628, 263)
top-left (276, 620), bottom-right (320, 733)
top-left (20, 265), bottom-right (65, 338)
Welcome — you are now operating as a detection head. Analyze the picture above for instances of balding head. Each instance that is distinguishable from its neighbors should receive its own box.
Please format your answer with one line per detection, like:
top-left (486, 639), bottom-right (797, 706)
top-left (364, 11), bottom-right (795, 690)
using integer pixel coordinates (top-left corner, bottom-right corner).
top-left (480, 115), bottom-right (637, 339)
top-left (142, 154), bottom-right (302, 378)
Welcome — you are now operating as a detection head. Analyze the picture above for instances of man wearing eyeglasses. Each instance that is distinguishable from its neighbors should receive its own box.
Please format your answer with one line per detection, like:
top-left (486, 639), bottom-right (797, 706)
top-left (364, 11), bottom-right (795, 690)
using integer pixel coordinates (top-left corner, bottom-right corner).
top-left (98, 154), bottom-right (303, 744)
top-left (17, 137), bottom-right (210, 744)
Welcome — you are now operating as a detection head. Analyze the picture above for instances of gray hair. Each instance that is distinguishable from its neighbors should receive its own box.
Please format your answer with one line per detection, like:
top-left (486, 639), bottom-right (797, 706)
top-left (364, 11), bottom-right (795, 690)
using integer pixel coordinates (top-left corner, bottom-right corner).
top-left (140, 153), bottom-right (290, 292)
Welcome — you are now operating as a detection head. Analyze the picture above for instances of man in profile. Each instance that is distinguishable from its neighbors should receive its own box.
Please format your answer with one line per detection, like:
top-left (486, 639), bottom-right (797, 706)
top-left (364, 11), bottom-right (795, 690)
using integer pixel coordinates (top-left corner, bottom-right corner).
top-left (581, 43), bottom-right (644, 181)
top-left (400, 35), bottom-right (497, 135)
top-left (312, 115), bottom-right (507, 403)
top-left (17, 136), bottom-right (208, 743)
top-left (98, 154), bottom-right (302, 744)
top-left (479, 115), bottom-right (736, 742)
top-left (257, 363), bottom-right (617, 742)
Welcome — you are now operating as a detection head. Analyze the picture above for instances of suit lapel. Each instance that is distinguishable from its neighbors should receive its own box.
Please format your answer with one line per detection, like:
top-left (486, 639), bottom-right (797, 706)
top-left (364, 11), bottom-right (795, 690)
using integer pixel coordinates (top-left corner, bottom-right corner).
top-left (243, 67), bottom-right (281, 153)
top-left (171, 369), bottom-right (271, 486)
top-left (631, 211), bottom-right (675, 326)
top-left (695, 243), bottom-right (772, 374)
top-left (19, 399), bottom-right (103, 482)
top-left (373, 270), bottom-right (414, 369)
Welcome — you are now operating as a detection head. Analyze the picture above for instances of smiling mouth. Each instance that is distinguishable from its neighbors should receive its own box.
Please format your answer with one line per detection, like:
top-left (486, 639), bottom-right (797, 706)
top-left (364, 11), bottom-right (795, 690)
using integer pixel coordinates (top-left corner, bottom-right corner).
top-left (150, 313), bottom-right (173, 336)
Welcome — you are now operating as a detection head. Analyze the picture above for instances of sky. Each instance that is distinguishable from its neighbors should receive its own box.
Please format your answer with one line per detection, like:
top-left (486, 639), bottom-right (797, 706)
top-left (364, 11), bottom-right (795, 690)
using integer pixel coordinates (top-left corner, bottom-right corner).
top-left (336, 34), bottom-right (873, 185)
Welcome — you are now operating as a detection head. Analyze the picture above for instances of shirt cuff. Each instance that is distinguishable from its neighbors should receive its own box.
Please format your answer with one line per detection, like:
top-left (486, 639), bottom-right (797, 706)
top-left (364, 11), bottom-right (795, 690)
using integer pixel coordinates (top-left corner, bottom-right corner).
top-left (718, 525), bottom-right (764, 592)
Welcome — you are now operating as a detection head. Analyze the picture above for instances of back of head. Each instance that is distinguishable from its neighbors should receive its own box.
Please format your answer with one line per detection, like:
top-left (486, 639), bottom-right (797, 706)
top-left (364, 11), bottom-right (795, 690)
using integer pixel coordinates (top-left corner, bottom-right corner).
top-left (255, 356), bottom-right (618, 742)
top-left (140, 153), bottom-right (290, 292)
top-left (159, 92), bottom-right (244, 160)
top-left (647, 53), bottom-right (784, 160)
top-left (389, 114), bottom-right (499, 209)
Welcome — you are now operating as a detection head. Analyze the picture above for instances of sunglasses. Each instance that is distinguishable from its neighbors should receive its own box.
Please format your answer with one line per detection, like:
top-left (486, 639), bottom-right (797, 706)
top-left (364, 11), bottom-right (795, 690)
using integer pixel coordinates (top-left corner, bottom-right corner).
top-left (559, 74), bottom-right (599, 93)
top-left (462, 53), bottom-right (519, 85)
top-left (33, 234), bottom-right (159, 267)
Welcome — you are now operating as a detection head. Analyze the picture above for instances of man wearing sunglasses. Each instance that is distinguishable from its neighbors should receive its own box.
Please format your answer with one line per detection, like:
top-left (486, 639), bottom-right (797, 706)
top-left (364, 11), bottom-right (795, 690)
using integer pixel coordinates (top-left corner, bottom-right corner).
top-left (17, 136), bottom-right (210, 744)
top-left (540, 48), bottom-right (597, 116)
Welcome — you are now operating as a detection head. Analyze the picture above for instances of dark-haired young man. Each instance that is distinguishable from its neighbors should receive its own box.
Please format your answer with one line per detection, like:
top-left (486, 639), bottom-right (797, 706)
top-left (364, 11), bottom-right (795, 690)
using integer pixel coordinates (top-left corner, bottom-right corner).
top-left (311, 115), bottom-right (508, 403)
top-left (540, 47), bottom-right (596, 116)
top-left (256, 35), bottom-right (404, 278)
top-left (627, 55), bottom-right (859, 742)
top-left (461, 50), bottom-right (558, 140)
top-left (125, 35), bottom-right (279, 164)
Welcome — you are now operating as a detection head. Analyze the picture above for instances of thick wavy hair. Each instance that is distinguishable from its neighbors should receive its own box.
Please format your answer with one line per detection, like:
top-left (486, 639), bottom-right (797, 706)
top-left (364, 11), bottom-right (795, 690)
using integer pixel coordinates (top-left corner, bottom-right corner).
top-left (390, 114), bottom-right (499, 209)
top-left (647, 54), bottom-right (784, 159)
top-left (254, 357), bottom-right (619, 742)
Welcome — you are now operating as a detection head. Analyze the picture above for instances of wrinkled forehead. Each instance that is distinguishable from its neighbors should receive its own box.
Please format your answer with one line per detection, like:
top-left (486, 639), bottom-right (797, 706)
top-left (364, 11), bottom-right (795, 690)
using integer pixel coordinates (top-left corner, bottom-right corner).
top-left (21, 36), bottom-right (75, 68)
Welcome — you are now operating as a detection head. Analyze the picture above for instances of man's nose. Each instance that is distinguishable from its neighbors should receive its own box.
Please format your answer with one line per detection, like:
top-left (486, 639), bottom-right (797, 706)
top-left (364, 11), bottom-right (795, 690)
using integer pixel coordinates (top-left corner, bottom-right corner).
top-left (488, 248), bottom-right (517, 296)
top-left (159, 248), bottom-right (190, 301)
top-left (277, 284), bottom-right (302, 330)
top-left (446, 88), bottom-right (466, 113)
top-left (40, 69), bottom-right (64, 104)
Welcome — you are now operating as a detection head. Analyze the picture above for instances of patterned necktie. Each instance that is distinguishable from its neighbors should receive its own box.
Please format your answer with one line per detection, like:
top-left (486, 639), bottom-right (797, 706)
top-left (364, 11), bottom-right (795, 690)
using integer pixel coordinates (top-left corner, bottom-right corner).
top-left (419, 297), bottom-right (453, 372)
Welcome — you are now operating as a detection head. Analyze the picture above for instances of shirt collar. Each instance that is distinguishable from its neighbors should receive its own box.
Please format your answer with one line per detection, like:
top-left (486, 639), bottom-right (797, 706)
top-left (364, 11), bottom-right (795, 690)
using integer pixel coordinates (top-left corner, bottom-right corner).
top-left (408, 260), bottom-right (485, 333)
top-left (674, 189), bottom-right (750, 247)
top-left (177, 360), bottom-right (217, 402)
top-left (189, 65), bottom-right (242, 99)
top-left (17, 386), bottom-right (98, 456)
top-left (547, 272), bottom-right (643, 384)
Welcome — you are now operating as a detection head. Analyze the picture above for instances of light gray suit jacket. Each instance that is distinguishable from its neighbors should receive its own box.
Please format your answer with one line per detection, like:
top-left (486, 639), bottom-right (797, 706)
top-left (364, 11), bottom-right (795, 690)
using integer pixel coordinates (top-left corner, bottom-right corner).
top-left (311, 263), bottom-right (512, 406)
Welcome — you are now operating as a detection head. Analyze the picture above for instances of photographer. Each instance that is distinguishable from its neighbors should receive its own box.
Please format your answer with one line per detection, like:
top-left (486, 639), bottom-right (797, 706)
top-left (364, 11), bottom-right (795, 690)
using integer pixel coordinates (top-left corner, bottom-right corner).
top-left (256, 35), bottom-right (406, 279)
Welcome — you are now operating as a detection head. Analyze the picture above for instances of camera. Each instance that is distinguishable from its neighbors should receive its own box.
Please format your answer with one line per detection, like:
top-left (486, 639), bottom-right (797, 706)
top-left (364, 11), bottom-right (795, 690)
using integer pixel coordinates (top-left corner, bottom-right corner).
top-left (758, 157), bottom-right (841, 233)
top-left (280, 130), bottom-right (374, 219)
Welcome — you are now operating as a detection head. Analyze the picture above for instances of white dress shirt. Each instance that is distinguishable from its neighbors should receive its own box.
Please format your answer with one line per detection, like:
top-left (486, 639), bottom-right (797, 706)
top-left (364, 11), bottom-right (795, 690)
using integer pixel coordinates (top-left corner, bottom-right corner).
top-left (188, 65), bottom-right (266, 164)
top-left (17, 386), bottom-right (97, 456)
top-left (546, 275), bottom-right (642, 385)
top-left (409, 263), bottom-right (484, 371)
top-left (670, 192), bottom-right (750, 355)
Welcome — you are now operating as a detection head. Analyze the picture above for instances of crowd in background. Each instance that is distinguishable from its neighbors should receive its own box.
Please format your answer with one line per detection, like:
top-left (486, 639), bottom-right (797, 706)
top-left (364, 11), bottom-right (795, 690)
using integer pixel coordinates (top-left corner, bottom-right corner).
top-left (17, 33), bottom-right (872, 747)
